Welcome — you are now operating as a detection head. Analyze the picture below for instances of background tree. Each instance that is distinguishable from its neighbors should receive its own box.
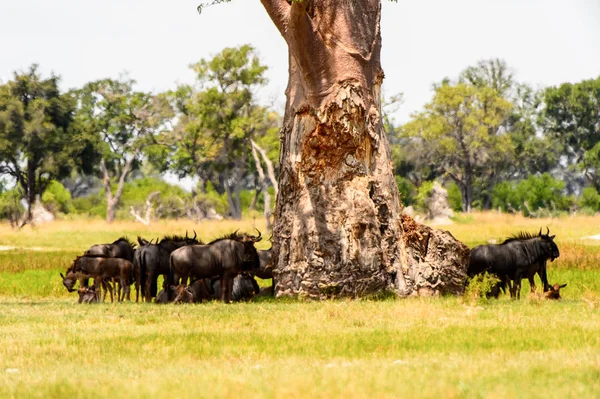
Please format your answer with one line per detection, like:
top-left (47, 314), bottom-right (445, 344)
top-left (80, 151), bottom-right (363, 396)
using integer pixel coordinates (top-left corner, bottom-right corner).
top-left (167, 45), bottom-right (269, 219)
top-left (75, 77), bottom-right (171, 222)
top-left (542, 77), bottom-right (600, 190)
top-left (0, 65), bottom-right (90, 225)
top-left (402, 83), bottom-right (512, 212)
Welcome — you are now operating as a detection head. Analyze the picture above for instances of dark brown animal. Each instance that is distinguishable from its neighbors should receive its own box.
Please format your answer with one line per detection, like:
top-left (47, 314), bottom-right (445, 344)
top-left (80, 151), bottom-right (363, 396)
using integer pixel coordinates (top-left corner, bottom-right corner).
top-left (72, 256), bottom-right (134, 302)
top-left (78, 285), bottom-right (99, 304)
top-left (171, 279), bottom-right (212, 304)
top-left (169, 230), bottom-right (262, 303)
top-left (543, 283), bottom-right (567, 300)
top-left (155, 286), bottom-right (170, 304)
top-left (136, 232), bottom-right (200, 303)
top-left (60, 267), bottom-right (113, 301)
top-left (85, 237), bottom-right (136, 262)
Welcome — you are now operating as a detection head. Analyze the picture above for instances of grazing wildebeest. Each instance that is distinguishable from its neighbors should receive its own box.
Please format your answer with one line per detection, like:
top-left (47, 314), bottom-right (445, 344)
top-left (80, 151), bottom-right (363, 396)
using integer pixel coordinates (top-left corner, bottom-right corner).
top-left (60, 266), bottom-right (113, 301)
top-left (85, 237), bottom-right (136, 262)
top-left (155, 286), bottom-right (170, 304)
top-left (468, 228), bottom-right (560, 299)
top-left (72, 256), bottom-right (134, 302)
top-left (137, 232), bottom-right (200, 303)
top-left (78, 285), bottom-right (99, 304)
top-left (170, 230), bottom-right (262, 303)
top-left (543, 283), bottom-right (567, 300)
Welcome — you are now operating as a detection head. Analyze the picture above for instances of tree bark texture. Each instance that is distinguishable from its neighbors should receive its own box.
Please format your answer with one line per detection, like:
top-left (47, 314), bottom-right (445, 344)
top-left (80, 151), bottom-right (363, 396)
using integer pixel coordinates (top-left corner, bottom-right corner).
top-left (262, 0), bottom-right (469, 298)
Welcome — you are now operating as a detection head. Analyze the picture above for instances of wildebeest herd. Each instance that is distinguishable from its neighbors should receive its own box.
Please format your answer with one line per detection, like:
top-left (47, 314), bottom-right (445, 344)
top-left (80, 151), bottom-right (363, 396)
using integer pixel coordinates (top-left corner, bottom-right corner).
top-left (467, 227), bottom-right (566, 300)
top-left (60, 229), bottom-right (274, 304)
top-left (61, 226), bottom-right (566, 303)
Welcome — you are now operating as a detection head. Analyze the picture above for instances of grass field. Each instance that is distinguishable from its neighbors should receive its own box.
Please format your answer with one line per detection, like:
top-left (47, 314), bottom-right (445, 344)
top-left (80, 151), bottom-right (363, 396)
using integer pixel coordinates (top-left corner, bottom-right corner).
top-left (1, 213), bottom-right (600, 398)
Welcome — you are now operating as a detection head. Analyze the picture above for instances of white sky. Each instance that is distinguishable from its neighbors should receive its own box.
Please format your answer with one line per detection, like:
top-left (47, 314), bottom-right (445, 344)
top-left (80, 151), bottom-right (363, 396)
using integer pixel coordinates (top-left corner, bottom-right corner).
top-left (1, 0), bottom-right (599, 126)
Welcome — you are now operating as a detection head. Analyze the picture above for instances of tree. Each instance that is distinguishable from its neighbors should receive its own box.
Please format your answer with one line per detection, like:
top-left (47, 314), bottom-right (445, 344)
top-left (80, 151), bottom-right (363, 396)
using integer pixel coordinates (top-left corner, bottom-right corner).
top-left (167, 45), bottom-right (270, 219)
top-left (0, 65), bottom-right (89, 225)
top-left (75, 77), bottom-right (171, 222)
top-left (542, 77), bottom-right (600, 190)
top-left (223, 0), bottom-right (466, 298)
top-left (402, 83), bottom-right (512, 212)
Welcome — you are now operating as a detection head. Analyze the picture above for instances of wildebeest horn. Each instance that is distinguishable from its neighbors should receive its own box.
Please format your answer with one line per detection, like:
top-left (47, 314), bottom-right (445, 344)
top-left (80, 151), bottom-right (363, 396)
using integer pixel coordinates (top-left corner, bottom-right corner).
top-left (254, 228), bottom-right (262, 242)
top-left (60, 273), bottom-right (64, 279)
top-left (185, 230), bottom-right (189, 238)
top-left (193, 230), bottom-right (197, 240)
top-left (546, 227), bottom-right (550, 236)
top-left (233, 229), bottom-right (240, 237)
top-left (539, 227), bottom-right (542, 236)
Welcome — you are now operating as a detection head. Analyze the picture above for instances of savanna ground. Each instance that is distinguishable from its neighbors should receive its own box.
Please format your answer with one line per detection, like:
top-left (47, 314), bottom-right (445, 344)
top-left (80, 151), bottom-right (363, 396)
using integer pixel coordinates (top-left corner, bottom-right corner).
top-left (1, 213), bottom-right (600, 398)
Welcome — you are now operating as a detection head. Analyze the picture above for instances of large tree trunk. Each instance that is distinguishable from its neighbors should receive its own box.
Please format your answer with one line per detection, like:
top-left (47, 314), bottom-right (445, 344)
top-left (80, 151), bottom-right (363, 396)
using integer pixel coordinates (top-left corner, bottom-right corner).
top-left (262, 0), bottom-right (469, 298)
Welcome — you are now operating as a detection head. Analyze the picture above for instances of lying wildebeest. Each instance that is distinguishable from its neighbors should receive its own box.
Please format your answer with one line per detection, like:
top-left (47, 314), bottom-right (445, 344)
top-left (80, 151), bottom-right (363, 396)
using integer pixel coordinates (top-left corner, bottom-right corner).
top-left (543, 283), bottom-right (567, 300)
top-left (208, 273), bottom-right (261, 302)
top-left (169, 230), bottom-right (262, 303)
top-left (171, 279), bottom-right (212, 304)
top-left (78, 285), bottom-right (99, 304)
top-left (468, 228), bottom-right (560, 299)
top-left (85, 236), bottom-right (136, 262)
top-left (71, 256), bottom-right (134, 302)
top-left (136, 232), bottom-right (200, 303)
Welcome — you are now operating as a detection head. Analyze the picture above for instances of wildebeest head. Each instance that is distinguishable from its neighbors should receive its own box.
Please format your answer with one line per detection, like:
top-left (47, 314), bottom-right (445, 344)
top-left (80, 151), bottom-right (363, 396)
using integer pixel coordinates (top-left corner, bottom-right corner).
top-left (171, 284), bottom-right (194, 304)
top-left (238, 229), bottom-right (262, 270)
top-left (538, 227), bottom-right (560, 261)
top-left (60, 271), bottom-right (78, 292)
top-left (60, 257), bottom-right (83, 292)
top-left (543, 283), bottom-right (567, 300)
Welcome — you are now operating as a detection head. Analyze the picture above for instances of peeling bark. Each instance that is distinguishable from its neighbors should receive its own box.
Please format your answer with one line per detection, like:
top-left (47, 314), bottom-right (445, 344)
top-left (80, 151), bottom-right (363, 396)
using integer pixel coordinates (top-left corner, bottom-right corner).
top-left (262, 0), bottom-right (469, 299)
top-left (251, 141), bottom-right (272, 230)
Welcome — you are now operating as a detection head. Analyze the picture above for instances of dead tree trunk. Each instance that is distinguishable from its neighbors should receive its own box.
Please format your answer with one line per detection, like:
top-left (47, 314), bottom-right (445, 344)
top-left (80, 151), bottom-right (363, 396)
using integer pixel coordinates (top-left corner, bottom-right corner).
top-left (261, 0), bottom-right (469, 298)
top-left (100, 154), bottom-right (137, 223)
top-left (251, 141), bottom-right (272, 231)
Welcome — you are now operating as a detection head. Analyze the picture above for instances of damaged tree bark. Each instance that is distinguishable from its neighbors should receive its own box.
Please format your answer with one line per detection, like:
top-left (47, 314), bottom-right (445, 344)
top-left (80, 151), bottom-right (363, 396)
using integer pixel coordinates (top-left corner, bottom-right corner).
top-left (261, 0), bottom-right (469, 298)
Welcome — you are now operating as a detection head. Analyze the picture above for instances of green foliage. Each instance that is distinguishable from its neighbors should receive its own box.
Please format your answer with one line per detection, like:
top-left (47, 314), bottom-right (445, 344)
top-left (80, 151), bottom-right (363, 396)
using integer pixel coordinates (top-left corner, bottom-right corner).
top-left (395, 176), bottom-right (416, 206)
top-left (446, 182), bottom-right (463, 212)
top-left (580, 187), bottom-right (600, 212)
top-left (166, 45), bottom-right (273, 219)
top-left (492, 173), bottom-right (569, 216)
top-left (464, 272), bottom-right (501, 303)
top-left (415, 181), bottom-right (434, 212)
top-left (542, 76), bottom-right (600, 189)
top-left (401, 83), bottom-right (513, 211)
top-left (0, 65), bottom-right (86, 220)
top-left (0, 187), bottom-right (24, 222)
top-left (42, 180), bottom-right (73, 215)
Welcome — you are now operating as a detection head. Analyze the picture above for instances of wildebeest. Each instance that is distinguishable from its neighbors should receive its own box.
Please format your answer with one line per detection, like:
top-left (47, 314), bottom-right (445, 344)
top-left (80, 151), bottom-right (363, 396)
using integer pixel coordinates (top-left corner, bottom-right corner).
top-left (169, 230), bottom-right (262, 303)
top-left (136, 232), bottom-right (200, 303)
top-left (543, 283), bottom-right (567, 300)
top-left (252, 247), bottom-right (275, 295)
top-left (468, 228), bottom-right (560, 299)
top-left (60, 267), bottom-right (113, 301)
top-left (208, 273), bottom-right (261, 302)
top-left (171, 279), bottom-right (212, 304)
top-left (71, 256), bottom-right (134, 302)
top-left (85, 237), bottom-right (136, 262)
top-left (78, 285), bottom-right (99, 304)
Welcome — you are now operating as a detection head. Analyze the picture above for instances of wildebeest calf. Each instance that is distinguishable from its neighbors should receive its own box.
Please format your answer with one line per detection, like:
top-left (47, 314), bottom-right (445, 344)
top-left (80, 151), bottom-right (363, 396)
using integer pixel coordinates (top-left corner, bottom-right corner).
top-left (543, 283), bottom-right (567, 300)
top-left (171, 279), bottom-right (212, 304)
top-left (78, 285), bottom-right (99, 304)
top-left (72, 256), bottom-right (134, 302)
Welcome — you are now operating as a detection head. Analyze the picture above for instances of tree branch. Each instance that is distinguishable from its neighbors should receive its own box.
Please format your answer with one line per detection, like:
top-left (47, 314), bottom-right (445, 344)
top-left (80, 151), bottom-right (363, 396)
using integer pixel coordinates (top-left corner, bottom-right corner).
top-left (260, 0), bottom-right (291, 36)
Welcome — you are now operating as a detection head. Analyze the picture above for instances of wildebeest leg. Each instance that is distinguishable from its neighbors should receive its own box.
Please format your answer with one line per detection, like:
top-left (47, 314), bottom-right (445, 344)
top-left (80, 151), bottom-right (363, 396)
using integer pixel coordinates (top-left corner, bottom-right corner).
top-left (145, 272), bottom-right (154, 303)
top-left (226, 277), bottom-right (234, 304)
top-left (539, 260), bottom-right (550, 292)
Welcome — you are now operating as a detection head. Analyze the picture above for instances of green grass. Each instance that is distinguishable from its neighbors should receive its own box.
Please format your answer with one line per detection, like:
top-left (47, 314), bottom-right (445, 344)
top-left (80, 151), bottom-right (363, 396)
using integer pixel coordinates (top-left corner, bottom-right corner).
top-left (0, 214), bottom-right (600, 398)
